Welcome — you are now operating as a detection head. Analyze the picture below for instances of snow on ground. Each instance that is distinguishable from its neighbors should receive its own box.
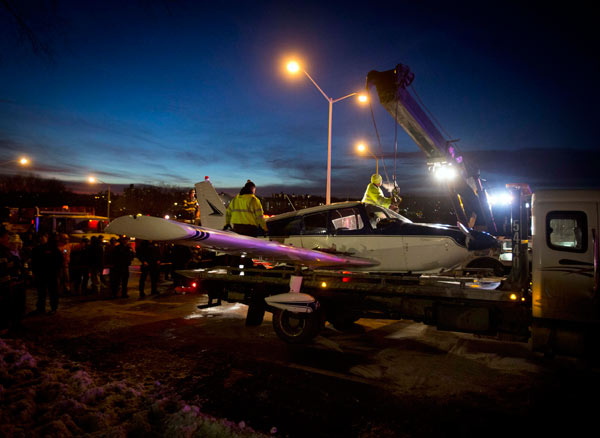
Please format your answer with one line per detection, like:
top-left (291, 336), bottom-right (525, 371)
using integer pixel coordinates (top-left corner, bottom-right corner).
top-left (0, 337), bottom-right (272, 438)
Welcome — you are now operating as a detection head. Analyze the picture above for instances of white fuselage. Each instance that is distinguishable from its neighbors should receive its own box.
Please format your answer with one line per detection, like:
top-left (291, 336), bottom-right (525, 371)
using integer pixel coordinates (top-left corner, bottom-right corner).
top-left (277, 234), bottom-right (469, 273)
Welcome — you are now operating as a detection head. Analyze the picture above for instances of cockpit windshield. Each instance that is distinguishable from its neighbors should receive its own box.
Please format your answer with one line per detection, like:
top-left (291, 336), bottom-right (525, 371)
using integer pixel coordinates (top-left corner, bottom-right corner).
top-left (364, 204), bottom-right (412, 229)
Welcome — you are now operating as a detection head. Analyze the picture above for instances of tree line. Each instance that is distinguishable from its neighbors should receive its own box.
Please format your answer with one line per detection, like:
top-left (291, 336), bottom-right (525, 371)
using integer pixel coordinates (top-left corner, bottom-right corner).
top-left (0, 175), bottom-right (191, 219)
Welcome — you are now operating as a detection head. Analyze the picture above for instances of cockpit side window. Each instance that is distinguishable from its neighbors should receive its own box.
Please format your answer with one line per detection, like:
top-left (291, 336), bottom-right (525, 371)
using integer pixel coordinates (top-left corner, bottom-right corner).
top-left (268, 216), bottom-right (303, 236)
top-left (303, 212), bottom-right (328, 235)
top-left (329, 208), bottom-right (365, 234)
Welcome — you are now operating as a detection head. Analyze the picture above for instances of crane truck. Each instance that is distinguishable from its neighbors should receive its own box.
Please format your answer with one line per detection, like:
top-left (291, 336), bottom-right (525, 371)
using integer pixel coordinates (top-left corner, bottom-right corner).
top-left (184, 64), bottom-right (599, 358)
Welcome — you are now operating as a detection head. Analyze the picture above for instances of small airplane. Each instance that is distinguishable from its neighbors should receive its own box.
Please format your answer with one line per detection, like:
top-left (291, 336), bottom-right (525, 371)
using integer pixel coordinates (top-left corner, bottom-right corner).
top-left (106, 178), bottom-right (500, 274)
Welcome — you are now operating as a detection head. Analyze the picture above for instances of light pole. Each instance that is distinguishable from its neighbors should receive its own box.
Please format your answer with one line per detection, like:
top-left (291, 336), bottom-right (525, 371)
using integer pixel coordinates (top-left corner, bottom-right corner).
top-left (88, 176), bottom-right (111, 220)
top-left (356, 143), bottom-right (379, 175)
top-left (286, 60), bottom-right (367, 204)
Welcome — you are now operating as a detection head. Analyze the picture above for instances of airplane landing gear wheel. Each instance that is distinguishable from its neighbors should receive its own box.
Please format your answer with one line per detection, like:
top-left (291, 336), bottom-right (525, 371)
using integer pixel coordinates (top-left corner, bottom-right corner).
top-left (272, 309), bottom-right (322, 344)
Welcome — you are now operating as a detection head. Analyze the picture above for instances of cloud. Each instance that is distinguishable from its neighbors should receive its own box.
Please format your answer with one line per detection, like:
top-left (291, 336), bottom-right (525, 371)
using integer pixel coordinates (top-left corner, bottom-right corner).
top-left (3, 95), bottom-right (597, 199)
top-left (462, 148), bottom-right (600, 189)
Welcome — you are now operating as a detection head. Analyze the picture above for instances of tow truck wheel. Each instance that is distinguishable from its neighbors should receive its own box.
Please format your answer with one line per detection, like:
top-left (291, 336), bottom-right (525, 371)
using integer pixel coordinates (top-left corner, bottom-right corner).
top-left (465, 257), bottom-right (506, 276)
top-left (272, 309), bottom-right (322, 343)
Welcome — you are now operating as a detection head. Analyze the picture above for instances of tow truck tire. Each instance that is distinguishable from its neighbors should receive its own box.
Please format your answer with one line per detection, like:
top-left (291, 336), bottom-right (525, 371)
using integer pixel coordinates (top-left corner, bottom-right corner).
top-left (465, 257), bottom-right (506, 276)
top-left (272, 309), bottom-right (322, 344)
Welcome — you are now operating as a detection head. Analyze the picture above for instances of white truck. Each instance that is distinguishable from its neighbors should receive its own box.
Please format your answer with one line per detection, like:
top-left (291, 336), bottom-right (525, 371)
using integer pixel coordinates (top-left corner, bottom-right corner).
top-left (530, 189), bottom-right (599, 355)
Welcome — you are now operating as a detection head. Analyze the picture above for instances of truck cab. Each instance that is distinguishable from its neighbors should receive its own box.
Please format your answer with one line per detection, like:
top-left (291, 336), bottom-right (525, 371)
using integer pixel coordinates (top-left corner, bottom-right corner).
top-left (531, 190), bottom-right (600, 355)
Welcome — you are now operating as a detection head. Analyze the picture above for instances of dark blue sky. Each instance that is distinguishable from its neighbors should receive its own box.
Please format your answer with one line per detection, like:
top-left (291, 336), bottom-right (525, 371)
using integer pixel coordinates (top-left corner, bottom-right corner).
top-left (1, 1), bottom-right (598, 198)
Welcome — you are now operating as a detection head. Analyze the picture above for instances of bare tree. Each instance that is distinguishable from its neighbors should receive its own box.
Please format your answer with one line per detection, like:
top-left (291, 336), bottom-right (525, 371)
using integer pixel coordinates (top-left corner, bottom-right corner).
top-left (0, 0), bottom-right (67, 63)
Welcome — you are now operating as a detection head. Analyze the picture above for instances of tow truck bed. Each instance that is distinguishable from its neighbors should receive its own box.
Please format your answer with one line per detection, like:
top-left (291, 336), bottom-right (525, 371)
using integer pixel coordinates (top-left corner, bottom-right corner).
top-left (181, 267), bottom-right (531, 343)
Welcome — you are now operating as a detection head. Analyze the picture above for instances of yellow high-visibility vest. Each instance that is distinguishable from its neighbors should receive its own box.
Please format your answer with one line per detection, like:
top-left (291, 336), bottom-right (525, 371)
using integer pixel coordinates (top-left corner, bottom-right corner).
top-left (226, 194), bottom-right (267, 231)
top-left (361, 183), bottom-right (391, 208)
top-left (183, 197), bottom-right (199, 218)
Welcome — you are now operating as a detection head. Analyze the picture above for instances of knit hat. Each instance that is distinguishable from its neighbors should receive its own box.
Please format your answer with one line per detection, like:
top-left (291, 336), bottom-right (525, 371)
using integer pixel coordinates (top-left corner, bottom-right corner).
top-left (371, 174), bottom-right (382, 185)
top-left (240, 180), bottom-right (256, 195)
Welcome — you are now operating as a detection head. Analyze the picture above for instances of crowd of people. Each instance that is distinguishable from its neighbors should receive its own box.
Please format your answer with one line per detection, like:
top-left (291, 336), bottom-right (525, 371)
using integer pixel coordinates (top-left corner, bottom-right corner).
top-left (2, 176), bottom-right (397, 335)
top-left (0, 225), bottom-right (201, 336)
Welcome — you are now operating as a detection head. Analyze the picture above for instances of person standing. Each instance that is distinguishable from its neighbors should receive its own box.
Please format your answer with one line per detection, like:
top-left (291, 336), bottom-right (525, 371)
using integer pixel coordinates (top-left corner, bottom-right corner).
top-left (31, 232), bottom-right (63, 315)
top-left (57, 234), bottom-right (71, 295)
top-left (183, 188), bottom-right (199, 224)
top-left (111, 236), bottom-right (134, 298)
top-left (224, 180), bottom-right (268, 237)
top-left (361, 174), bottom-right (401, 211)
top-left (161, 243), bottom-right (173, 281)
top-left (0, 227), bottom-right (13, 331)
top-left (361, 174), bottom-right (392, 208)
top-left (87, 236), bottom-right (103, 294)
top-left (136, 240), bottom-right (161, 298)
top-left (104, 237), bottom-right (118, 295)
top-left (6, 233), bottom-right (27, 331)
top-left (223, 180), bottom-right (268, 277)
top-left (1, 227), bottom-right (27, 332)
top-left (69, 237), bottom-right (89, 295)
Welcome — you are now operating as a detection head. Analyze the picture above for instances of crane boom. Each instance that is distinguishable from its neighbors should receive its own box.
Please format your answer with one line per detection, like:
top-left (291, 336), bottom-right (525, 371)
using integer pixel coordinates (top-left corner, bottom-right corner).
top-left (366, 64), bottom-right (497, 234)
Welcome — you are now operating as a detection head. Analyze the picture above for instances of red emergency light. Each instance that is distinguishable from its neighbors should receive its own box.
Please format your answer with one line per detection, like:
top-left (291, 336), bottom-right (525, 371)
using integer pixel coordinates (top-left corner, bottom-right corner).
top-left (342, 271), bottom-right (351, 283)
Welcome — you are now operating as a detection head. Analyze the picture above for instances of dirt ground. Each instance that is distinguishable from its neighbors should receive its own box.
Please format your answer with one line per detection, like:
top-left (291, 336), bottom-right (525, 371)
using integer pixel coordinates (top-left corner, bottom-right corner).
top-left (2, 274), bottom-right (600, 437)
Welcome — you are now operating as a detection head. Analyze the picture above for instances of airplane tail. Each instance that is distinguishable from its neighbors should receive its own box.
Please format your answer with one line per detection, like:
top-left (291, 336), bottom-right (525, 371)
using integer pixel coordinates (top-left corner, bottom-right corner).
top-left (195, 177), bottom-right (227, 230)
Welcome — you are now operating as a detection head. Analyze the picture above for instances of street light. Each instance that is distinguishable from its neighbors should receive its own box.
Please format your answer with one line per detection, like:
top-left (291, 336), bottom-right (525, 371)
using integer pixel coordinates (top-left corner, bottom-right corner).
top-left (356, 143), bottom-right (379, 174)
top-left (0, 156), bottom-right (31, 166)
top-left (88, 176), bottom-right (111, 220)
top-left (286, 59), bottom-right (368, 204)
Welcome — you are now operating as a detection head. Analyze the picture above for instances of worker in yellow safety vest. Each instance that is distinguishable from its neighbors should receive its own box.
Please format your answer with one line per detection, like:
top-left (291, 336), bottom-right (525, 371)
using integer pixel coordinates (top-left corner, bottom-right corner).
top-left (183, 189), bottom-right (199, 224)
top-left (224, 180), bottom-right (268, 237)
top-left (362, 174), bottom-right (401, 210)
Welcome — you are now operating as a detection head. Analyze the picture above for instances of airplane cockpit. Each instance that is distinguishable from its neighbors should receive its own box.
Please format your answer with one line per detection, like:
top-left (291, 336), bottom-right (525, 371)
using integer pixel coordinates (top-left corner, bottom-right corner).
top-left (266, 202), bottom-right (413, 237)
top-left (364, 204), bottom-right (412, 230)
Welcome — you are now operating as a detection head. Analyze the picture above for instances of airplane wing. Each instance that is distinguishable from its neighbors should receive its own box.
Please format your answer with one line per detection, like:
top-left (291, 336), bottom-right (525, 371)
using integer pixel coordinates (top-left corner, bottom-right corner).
top-left (105, 215), bottom-right (379, 268)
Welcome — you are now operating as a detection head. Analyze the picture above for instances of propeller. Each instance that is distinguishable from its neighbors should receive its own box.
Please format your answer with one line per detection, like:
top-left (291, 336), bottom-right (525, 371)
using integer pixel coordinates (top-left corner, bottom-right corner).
top-left (457, 221), bottom-right (473, 249)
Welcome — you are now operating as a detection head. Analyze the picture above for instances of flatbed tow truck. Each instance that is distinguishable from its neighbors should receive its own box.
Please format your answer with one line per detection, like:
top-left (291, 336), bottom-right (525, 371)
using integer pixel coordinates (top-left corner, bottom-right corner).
top-left (185, 186), bottom-right (598, 358)
top-left (181, 62), bottom-right (599, 358)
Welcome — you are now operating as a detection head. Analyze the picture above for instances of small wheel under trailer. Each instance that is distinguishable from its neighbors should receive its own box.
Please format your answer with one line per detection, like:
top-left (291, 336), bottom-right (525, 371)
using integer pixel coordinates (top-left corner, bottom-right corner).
top-left (271, 308), bottom-right (325, 344)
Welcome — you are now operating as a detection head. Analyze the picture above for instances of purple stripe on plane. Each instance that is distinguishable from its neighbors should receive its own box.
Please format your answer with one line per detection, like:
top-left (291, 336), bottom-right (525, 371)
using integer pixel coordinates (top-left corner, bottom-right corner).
top-left (106, 215), bottom-right (378, 268)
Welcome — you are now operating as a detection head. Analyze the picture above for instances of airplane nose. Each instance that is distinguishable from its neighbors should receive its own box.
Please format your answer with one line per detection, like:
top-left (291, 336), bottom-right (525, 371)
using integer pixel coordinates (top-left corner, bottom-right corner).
top-left (467, 230), bottom-right (499, 251)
